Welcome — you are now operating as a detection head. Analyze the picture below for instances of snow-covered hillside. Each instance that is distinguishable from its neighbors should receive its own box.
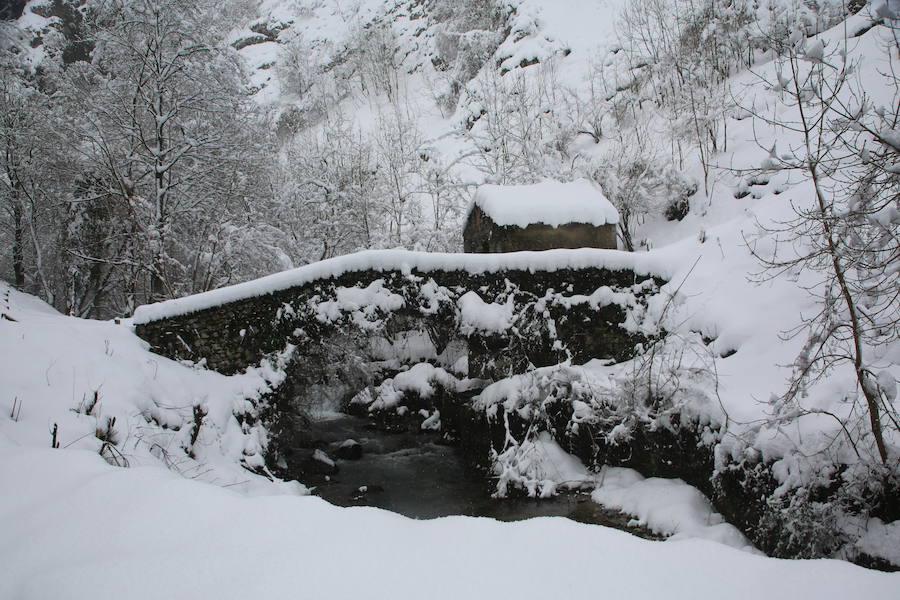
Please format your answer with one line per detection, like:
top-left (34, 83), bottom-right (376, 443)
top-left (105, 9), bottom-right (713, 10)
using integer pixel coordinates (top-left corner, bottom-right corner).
top-left (0, 282), bottom-right (301, 494)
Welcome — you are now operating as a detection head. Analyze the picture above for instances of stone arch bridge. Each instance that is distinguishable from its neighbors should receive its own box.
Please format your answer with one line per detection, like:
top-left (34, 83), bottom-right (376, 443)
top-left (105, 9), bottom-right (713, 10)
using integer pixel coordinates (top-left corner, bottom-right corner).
top-left (133, 249), bottom-right (669, 479)
top-left (131, 250), bottom-right (898, 566)
top-left (133, 249), bottom-right (668, 384)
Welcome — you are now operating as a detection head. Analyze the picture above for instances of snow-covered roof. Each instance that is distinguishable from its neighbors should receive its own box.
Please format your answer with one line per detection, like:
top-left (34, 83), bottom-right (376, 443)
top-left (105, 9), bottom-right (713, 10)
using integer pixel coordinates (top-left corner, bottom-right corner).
top-left (470, 179), bottom-right (619, 228)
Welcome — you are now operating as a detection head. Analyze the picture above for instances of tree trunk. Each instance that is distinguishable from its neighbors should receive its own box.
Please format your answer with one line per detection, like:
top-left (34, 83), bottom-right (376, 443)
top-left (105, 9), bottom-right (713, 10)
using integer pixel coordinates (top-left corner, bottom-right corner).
top-left (12, 193), bottom-right (25, 288)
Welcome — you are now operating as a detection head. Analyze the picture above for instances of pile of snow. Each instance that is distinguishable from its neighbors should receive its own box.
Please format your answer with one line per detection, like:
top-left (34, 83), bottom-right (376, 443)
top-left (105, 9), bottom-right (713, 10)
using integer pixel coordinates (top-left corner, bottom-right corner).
top-left (856, 520), bottom-right (900, 567)
top-left (593, 467), bottom-right (754, 550)
top-left (493, 431), bottom-right (598, 498)
top-left (392, 363), bottom-right (461, 398)
top-left (470, 179), bottom-right (619, 228)
top-left (315, 279), bottom-right (406, 330)
top-left (457, 291), bottom-right (515, 334)
top-left (351, 362), bottom-right (484, 414)
top-left (491, 431), bottom-right (754, 551)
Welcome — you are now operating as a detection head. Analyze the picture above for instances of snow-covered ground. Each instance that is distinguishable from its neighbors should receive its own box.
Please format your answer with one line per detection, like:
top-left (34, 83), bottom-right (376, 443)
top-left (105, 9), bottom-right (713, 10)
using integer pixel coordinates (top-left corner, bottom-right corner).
top-left (0, 282), bottom-right (300, 496)
top-left (2, 445), bottom-right (899, 600)
top-left (2, 247), bottom-right (898, 597)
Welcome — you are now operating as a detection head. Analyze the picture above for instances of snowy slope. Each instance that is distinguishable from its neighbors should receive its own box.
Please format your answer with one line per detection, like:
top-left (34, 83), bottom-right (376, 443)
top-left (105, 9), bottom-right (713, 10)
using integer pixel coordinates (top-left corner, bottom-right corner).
top-left (0, 281), bottom-right (303, 496)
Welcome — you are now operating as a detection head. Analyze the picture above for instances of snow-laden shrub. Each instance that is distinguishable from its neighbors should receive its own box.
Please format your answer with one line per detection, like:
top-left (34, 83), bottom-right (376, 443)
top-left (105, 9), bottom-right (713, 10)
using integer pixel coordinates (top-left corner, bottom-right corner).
top-left (479, 332), bottom-right (725, 497)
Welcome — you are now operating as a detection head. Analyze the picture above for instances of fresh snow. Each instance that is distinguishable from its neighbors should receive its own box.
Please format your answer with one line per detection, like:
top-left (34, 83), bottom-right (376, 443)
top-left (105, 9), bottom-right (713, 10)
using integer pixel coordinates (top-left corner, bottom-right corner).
top-left (315, 279), bottom-right (406, 329)
top-left (2, 446), bottom-right (898, 600)
top-left (593, 467), bottom-right (755, 550)
top-left (392, 363), bottom-right (456, 398)
top-left (494, 431), bottom-right (599, 498)
top-left (457, 291), bottom-right (516, 334)
top-left (471, 179), bottom-right (619, 228)
top-left (351, 362), bottom-right (484, 413)
top-left (0, 282), bottom-right (304, 496)
top-left (492, 431), bottom-right (755, 550)
top-left (3, 0), bottom-right (899, 593)
top-left (14, 275), bottom-right (881, 592)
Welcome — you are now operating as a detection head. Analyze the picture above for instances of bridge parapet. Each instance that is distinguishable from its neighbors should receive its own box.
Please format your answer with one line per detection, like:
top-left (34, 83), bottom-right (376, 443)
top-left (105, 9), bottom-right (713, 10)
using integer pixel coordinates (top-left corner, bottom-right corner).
top-left (133, 249), bottom-right (670, 378)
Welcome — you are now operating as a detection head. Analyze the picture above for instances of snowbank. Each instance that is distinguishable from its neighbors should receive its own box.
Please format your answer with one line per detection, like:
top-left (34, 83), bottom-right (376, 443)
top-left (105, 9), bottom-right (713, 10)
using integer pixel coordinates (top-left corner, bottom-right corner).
top-left (471, 179), bottom-right (619, 228)
top-left (0, 282), bottom-right (301, 496)
top-left (593, 467), bottom-right (754, 550)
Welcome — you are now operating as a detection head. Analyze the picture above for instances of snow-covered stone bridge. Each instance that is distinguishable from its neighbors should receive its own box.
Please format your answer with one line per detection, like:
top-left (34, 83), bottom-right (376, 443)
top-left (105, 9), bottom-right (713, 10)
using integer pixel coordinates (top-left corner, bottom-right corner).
top-left (133, 249), bottom-right (670, 380)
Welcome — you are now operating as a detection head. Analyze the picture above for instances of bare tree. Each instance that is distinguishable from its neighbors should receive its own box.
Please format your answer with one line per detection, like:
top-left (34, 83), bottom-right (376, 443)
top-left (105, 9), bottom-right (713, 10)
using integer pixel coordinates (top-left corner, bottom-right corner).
top-left (745, 21), bottom-right (899, 464)
top-left (0, 59), bottom-right (70, 306)
top-left (282, 111), bottom-right (382, 261)
top-left (372, 107), bottom-right (427, 246)
top-left (462, 64), bottom-right (573, 184)
top-left (591, 124), bottom-right (695, 251)
top-left (70, 0), bottom-right (260, 306)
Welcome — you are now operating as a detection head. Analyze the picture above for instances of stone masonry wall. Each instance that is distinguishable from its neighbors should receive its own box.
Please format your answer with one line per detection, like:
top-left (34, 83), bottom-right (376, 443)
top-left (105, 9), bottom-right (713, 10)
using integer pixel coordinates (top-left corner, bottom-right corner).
top-left (463, 207), bottom-right (618, 253)
top-left (135, 266), bottom-right (664, 376)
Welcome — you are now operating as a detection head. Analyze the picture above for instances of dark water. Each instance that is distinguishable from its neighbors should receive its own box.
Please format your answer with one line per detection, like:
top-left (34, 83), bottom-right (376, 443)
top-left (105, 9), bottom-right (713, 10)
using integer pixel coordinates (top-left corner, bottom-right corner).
top-left (297, 413), bottom-right (660, 536)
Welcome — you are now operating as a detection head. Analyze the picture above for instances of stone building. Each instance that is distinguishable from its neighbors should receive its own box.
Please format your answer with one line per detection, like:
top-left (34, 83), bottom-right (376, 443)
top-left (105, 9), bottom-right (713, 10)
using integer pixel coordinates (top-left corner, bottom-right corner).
top-left (463, 179), bottom-right (619, 253)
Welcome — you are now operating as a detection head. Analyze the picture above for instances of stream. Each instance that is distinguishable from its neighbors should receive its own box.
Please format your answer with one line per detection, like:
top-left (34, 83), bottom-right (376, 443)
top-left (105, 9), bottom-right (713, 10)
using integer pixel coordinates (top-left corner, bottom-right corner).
top-left (291, 413), bottom-right (660, 535)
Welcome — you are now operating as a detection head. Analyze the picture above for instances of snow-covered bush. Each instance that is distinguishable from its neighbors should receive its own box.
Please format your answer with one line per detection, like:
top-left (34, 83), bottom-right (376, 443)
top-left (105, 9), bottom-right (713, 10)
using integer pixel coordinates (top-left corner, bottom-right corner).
top-left (277, 33), bottom-right (321, 99)
top-left (591, 139), bottom-right (697, 250)
top-left (477, 329), bottom-right (724, 495)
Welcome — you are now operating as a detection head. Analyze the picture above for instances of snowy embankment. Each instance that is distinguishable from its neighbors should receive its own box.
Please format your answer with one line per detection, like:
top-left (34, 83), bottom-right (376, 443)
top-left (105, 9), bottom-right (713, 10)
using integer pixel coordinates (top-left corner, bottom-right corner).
top-left (0, 282), bottom-right (300, 495)
top-left (2, 446), bottom-right (899, 600)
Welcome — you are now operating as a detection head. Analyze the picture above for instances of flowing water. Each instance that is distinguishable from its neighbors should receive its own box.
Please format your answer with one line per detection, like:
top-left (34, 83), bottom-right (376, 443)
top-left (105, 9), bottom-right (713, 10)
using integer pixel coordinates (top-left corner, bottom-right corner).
top-left (292, 413), bottom-right (660, 535)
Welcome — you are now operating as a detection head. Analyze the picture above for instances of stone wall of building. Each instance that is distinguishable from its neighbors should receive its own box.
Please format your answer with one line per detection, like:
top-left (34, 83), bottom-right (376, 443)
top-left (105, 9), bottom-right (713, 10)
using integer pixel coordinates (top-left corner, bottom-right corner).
top-left (463, 207), bottom-right (617, 253)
